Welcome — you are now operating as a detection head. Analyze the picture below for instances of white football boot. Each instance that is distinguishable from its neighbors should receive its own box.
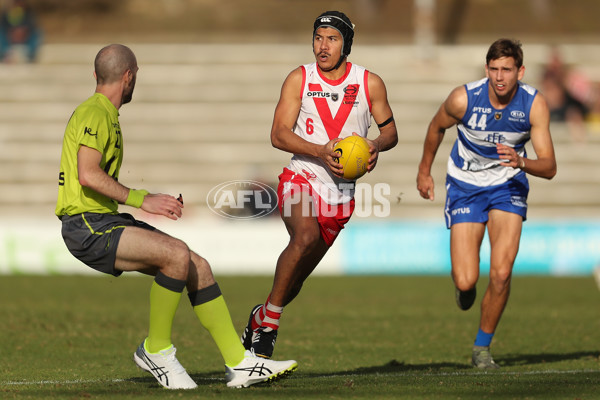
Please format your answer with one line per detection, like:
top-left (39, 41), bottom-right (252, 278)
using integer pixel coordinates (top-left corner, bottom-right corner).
top-left (225, 350), bottom-right (297, 388)
top-left (133, 340), bottom-right (198, 389)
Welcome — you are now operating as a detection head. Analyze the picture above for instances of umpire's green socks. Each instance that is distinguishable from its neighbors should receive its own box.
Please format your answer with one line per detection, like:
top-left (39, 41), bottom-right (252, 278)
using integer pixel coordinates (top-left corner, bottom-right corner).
top-left (146, 271), bottom-right (186, 354)
top-left (189, 283), bottom-right (245, 366)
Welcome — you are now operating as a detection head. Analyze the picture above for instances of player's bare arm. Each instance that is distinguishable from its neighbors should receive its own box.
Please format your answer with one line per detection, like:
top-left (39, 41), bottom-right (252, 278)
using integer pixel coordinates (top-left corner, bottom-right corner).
top-left (366, 72), bottom-right (398, 172)
top-left (77, 145), bottom-right (184, 220)
top-left (417, 86), bottom-right (466, 201)
top-left (497, 93), bottom-right (557, 179)
top-left (271, 67), bottom-right (344, 176)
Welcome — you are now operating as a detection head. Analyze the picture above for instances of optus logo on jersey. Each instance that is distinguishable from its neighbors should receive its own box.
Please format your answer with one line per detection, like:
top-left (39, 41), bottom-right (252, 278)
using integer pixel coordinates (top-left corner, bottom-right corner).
top-left (206, 180), bottom-right (278, 220)
top-left (472, 107), bottom-right (492, 114)
top-left (307, 91), bottom-right (333, 98)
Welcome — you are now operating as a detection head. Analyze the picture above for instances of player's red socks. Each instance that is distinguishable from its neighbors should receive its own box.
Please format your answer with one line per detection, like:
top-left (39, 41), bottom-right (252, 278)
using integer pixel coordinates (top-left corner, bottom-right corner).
top-left (252, 296), bottom-right (283, 332)
top-left (262, 300), bottom-right (283, 331)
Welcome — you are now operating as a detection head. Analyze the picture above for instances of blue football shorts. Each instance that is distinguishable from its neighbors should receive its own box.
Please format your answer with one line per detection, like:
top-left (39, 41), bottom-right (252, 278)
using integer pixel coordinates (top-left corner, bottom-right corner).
top-left (60, 212), bottom-right (156, 276)
top-left (444, 174), bottom-right (529, 229)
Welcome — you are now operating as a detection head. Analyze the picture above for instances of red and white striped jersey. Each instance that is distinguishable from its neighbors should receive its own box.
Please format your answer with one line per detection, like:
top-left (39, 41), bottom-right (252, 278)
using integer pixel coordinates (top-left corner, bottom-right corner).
top-left (287, 62), bottom-right (372, 205)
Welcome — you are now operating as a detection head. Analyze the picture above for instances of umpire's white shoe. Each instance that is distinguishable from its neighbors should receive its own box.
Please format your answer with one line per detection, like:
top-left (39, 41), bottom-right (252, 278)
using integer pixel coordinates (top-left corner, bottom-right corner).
top-left (133, 340), bottom-right (198, 389)
top-left (225, 350), bottom-right (297, 388)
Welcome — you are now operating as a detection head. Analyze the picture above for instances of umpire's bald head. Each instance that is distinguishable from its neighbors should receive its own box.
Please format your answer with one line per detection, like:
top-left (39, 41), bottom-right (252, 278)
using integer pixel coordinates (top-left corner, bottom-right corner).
top-left (94, 44), bottom-right (137, 85)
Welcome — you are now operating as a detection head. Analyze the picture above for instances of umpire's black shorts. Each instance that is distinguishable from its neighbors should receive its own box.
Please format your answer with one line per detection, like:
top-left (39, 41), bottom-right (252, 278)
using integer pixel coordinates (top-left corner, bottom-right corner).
top-left (59, 212), bottom-right (156, 276)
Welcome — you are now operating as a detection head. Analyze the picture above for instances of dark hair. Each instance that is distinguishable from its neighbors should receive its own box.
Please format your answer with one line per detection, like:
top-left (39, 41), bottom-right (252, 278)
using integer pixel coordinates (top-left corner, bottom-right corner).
top-left (486, 38), bottom-right (523, 68)
top-left (313, 10), bottom-right (354, 57)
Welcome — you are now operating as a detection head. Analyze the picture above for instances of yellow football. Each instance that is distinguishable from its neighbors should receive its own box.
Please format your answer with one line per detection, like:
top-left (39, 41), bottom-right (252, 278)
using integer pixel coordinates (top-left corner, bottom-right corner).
top-left (333, 136), bottom-right (371, 180)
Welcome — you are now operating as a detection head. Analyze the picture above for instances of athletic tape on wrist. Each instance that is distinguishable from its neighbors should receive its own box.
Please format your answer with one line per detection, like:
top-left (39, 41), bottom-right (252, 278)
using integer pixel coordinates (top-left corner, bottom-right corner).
top-left (125, 189), bottom-right (149, 208)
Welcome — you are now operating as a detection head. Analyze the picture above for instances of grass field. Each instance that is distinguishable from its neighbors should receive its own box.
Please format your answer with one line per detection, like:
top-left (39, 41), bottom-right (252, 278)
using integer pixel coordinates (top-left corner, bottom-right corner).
top-left (0, 275), bottom-right (598, 399)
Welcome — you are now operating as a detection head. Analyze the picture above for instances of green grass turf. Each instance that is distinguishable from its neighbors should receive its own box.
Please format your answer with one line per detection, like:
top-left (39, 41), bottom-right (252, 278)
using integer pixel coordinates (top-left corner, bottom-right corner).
top-left (0, 275), bottom-right (598, 399)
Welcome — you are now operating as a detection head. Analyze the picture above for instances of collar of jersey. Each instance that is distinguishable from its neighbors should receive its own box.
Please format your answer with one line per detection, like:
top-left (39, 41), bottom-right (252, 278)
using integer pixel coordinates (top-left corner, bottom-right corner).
top-left (317, 62), bottom-right (352, 86)
top-left (92, 93), bottom-right (120, 117)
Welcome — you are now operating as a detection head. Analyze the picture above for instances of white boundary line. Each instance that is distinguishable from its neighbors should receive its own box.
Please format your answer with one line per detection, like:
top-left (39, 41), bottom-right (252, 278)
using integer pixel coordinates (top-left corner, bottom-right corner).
top-left (2, 369), bottom-right (599, 386)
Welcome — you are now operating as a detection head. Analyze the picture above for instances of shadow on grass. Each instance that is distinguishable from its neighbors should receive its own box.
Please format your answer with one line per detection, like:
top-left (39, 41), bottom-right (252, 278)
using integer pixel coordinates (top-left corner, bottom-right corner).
top-left (497, 350), bottom-right (600, 367)
top-left (126, 360), bottom-right (466, 388)
top-left (127, 373), bottom-right (222, 388)
top-left (302, 350), bottom-right (600, 378)
top-left (124, 350), bottom-right (600, 388)
top-left (302, 359), bottom-right (471, 378)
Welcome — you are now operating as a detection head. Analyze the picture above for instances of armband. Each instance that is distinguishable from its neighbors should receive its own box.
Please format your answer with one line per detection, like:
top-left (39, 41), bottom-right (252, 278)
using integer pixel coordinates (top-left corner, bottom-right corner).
top-left (125, 189), bottom-right (149, 208)
top-left (377, 116), bottom-right (394, 129)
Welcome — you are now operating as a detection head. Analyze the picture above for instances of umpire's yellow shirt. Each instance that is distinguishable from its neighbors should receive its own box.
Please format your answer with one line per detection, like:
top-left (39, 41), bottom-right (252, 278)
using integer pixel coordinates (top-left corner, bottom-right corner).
top-left (56, 93), bottom-right (123, 216)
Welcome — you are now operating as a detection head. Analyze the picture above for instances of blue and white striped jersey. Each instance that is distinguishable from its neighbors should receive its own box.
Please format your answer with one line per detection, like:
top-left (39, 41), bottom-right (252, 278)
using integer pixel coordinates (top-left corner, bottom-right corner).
top-left (447, 77), bottom-right (536, 187)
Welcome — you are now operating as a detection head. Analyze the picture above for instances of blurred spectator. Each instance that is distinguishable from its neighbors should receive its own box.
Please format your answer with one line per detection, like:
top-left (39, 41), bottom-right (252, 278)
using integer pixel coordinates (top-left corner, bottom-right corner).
top-left (540, 47), bottom-right (593, 142)
top-left (583, 81), bottom-right (600, 135)
top-left (0, 0), bottom-right (42, 63)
